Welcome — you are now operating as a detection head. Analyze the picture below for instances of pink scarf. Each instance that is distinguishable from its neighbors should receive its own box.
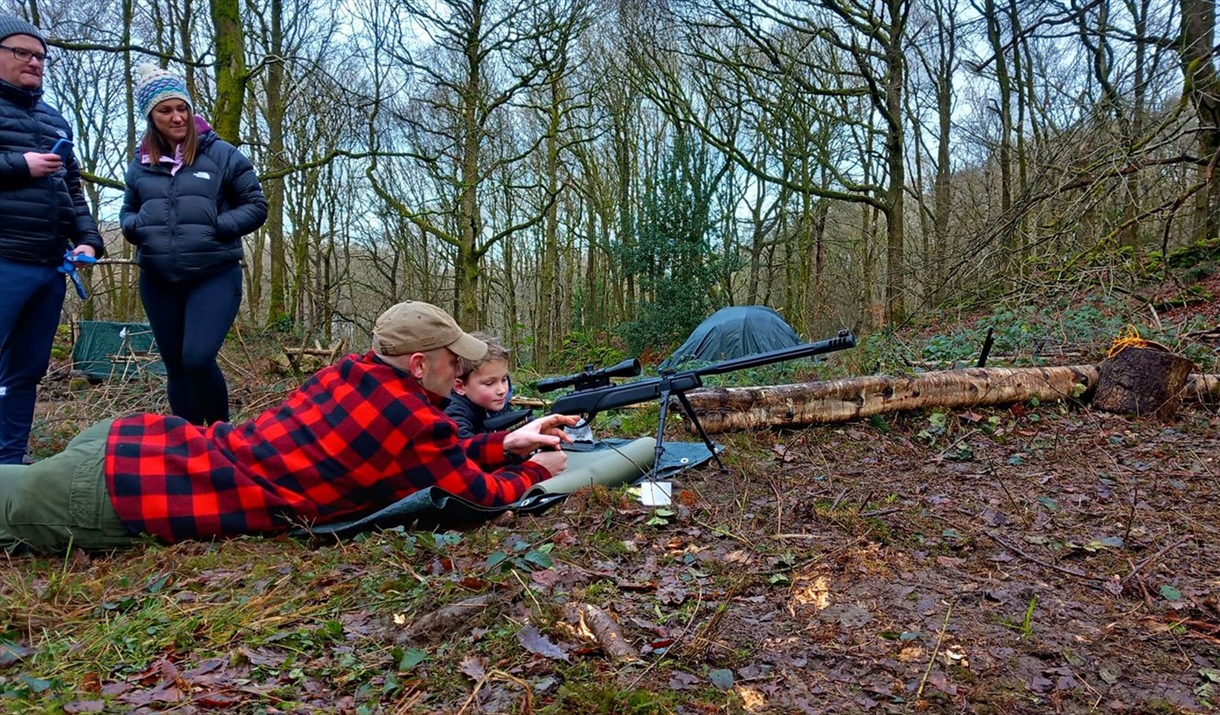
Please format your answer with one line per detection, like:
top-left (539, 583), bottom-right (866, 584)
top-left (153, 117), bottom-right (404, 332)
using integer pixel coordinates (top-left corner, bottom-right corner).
top-left (141, 143), bottom-right (185, 176)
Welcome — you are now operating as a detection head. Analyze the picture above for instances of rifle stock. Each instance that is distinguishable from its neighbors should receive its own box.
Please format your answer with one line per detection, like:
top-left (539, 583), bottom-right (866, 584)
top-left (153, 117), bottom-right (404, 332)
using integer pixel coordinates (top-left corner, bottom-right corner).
top-left (549, 330), bottom-right (855, 422)
top-left (483, 408), bottom-right (532, 432)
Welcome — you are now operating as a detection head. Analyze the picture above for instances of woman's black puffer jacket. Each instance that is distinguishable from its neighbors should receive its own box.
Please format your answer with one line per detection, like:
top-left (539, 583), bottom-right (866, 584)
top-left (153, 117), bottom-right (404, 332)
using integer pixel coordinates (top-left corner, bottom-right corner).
top-left (0, 79), bottom-right (104, 264)
top-left (120, 120), bottom-right (267, 283)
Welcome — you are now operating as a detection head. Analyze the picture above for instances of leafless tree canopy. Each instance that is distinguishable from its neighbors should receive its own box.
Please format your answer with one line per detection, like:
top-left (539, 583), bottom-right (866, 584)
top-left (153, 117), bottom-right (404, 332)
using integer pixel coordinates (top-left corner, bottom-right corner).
top-left (10, 0), bottom-right (1214, 365)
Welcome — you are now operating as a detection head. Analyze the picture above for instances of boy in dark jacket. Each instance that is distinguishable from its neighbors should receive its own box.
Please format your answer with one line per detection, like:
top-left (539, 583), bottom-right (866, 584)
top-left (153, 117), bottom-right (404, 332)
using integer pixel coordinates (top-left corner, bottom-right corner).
top-left (445, 332), bottom-right (518, 438)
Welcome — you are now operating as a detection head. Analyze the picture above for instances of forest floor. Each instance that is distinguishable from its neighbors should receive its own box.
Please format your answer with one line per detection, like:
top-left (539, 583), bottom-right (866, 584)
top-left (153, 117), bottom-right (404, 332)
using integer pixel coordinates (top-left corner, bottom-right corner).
top-left (2, 274), bottom-right (1219, 714)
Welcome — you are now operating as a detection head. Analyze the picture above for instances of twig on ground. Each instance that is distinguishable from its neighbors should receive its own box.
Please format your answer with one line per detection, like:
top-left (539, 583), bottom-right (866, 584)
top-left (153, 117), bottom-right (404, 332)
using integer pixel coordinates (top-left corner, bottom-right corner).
top-left (915, 599), bottom-right (955, 702)
top-left (1164, 617), bottom-right (1220, 644)
top-left (231, 323), bottom-right (257, 380)
top-left (1127, 557), bottom-right (1155, 607)
top-left (1123, 535), bottom-right (1193, 586)
top-left (390, 688), bottom-right (424, 715)
top-left (855, 490), bottom-right (875, 516)
top-left (1188, 448), bottom-right (1219, 490)
top-left (991, 464), bottom-right (1024, 520)
top-left (936, 429), bottom-right (980, 461)
top-left (680, 577), bottom-right (748, 660)
top-left (627, 586), bottom-right (704, 689)
top-left (987, 531), bottom-right (1108, 584)
top-left (1123, 479), bottom-right (1137, 545)
top-left (769, 475), bottom-right (784, 535)
top-left (858, 507), bottom-right (902, 518)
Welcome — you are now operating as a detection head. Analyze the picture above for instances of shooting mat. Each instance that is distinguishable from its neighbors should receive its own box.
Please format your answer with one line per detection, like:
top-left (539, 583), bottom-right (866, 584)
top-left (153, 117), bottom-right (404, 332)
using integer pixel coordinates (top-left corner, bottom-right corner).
top-left (297, 438), bottom-right (717, 539)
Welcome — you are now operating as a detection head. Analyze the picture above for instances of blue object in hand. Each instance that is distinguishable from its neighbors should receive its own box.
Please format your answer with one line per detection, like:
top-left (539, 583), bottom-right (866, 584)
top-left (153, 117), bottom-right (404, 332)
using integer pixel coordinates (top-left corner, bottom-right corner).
top-left (58, 250), bottom-right (96, 300)
top-left (51, 138), bottom-right (74, 162)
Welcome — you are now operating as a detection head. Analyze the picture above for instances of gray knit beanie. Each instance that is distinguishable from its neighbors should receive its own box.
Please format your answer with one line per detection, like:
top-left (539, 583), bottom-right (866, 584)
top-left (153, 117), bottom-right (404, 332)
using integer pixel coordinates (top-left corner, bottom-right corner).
top-left (0, 15), bottom-right (47, 51)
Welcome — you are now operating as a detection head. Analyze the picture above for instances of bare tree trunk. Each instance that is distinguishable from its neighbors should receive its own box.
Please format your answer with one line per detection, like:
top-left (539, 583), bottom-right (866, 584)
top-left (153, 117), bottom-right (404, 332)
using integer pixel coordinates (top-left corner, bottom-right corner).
top-left (584, 201), bottom-right (597, 331)
top-left (615, 113), bottom-right (636, 319)
top-left (984, 0), bottom-right (1013, 219)
top-left (209, 0), bottom-right (247, 142)
top-left (537, 81), bottom-right (563, 368)
top-left (456, 63), bottom-right (482, 326)
top-left (1180, 0), bottom-right (1220, 242)
top-left (262, 0), bottom-right (287, 325)
top-left (911, 111), bottom-right (931, 307)
top-left (504, 211), bottom-right (519, 351)
top-left (862, 202), bottom-right (878, 329)
top-left (117, 0), bottom-right (138, 319)
top-left (1122, 0), bottom-right (1151, 249)
top-left (883, 0), bottom-right (907, 325)
top-left (1009, 0), bottom-right (1027, 232)
top-left (783, 210), bottom-right (799, 320)
top-left (933, 43), bottom-right (952, 305)
top-left (810, 195), bottom-right (828, 334)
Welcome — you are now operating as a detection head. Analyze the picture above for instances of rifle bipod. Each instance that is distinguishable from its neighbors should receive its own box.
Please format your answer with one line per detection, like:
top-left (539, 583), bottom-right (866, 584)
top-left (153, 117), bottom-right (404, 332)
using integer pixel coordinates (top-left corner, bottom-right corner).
top-left (652, 373), bottom-right (726, 482)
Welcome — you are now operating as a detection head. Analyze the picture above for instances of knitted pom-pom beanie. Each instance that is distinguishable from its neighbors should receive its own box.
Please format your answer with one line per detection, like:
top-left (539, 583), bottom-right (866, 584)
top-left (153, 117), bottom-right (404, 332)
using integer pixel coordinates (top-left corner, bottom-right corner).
top-left (133, 62), bottom-right (192, 118)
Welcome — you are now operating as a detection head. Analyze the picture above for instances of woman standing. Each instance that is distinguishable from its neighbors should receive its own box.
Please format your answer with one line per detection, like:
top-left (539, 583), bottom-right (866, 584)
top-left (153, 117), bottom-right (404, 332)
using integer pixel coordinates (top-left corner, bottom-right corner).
top-left (120, 64), bottom-right (267, 425)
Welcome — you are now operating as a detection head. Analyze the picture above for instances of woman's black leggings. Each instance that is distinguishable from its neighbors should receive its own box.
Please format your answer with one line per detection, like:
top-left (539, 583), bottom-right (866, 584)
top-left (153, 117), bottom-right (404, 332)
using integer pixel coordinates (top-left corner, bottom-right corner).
top-left (139, 265), bottom-right (242, 425)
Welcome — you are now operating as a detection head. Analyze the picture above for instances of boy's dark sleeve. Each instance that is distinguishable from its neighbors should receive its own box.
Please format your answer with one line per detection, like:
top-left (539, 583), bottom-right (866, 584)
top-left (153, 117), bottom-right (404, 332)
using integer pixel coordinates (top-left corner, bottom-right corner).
top-left (443, 393), bottom-right (480, 439)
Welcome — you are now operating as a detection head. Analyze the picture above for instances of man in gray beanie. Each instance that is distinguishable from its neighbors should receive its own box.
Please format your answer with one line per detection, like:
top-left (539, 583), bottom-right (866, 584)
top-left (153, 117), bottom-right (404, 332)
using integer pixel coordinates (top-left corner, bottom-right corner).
top-left (0, 15), bottom-right (105, 465)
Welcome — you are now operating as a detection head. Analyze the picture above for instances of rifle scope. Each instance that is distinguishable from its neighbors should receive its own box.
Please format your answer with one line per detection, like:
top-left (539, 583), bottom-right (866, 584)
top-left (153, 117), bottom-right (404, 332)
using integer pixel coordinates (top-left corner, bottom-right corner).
top-left (535, 358), bottom-right (641, 393)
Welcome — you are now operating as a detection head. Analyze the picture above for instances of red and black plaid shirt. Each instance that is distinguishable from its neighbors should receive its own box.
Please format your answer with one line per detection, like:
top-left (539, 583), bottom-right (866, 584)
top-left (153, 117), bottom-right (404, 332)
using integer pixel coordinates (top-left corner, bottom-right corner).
top-left (104, 352), bottom-right (549, 542)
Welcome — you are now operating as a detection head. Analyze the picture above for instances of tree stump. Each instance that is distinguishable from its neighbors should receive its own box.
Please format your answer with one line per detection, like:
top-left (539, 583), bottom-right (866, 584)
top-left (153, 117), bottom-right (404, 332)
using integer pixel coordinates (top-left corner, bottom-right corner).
top-left (1092, 346), bottom-right (1195, 419)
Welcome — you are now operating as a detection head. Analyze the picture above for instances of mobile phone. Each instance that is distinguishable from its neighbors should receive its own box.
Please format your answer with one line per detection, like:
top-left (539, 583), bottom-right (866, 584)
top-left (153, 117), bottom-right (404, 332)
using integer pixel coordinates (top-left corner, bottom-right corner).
top-left (50, 138), bottom-right (74, 162)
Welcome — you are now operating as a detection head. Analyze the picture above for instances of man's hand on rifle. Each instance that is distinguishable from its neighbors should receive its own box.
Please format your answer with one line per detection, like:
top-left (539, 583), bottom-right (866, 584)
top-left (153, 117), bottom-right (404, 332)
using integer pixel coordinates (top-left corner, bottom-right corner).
top-left (503, 414), bottom-right (580, 457)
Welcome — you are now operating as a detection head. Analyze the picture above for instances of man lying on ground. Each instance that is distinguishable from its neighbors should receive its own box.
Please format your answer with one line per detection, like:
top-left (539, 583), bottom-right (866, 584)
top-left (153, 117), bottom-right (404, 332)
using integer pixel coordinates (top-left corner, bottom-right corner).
top-left (0, 300), bottom-right (578, 554)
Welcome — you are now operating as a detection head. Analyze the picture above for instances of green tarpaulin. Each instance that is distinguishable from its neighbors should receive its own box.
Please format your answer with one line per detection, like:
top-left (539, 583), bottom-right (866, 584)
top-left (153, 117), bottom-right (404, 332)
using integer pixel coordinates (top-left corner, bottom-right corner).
top-left (72, 320), bottom-right (166, 380)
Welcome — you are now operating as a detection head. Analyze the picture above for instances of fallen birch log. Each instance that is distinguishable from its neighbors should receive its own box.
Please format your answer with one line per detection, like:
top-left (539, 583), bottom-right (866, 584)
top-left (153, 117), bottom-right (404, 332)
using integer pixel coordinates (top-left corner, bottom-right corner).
top-left (1189, 373), bottom-right (1220, 403)
top-left (681, 365), bottom-right (1220, 434)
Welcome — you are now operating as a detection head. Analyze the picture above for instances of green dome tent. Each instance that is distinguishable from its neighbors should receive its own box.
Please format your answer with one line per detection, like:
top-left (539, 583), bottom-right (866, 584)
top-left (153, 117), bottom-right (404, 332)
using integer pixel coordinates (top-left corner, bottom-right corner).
top-left (659, 306), bottom-right (803, 371)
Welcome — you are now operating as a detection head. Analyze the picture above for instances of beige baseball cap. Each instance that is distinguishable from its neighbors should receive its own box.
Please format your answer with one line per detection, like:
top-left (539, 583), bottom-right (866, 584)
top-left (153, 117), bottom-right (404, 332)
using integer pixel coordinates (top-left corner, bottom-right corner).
top-left (372, 301), bottom-right (487, 361)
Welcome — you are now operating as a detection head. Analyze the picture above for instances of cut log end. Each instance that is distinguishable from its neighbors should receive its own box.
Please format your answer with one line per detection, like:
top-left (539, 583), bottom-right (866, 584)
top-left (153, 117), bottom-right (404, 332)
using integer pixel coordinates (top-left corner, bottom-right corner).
top-left (1092, 347), bottom-right (1196, 420)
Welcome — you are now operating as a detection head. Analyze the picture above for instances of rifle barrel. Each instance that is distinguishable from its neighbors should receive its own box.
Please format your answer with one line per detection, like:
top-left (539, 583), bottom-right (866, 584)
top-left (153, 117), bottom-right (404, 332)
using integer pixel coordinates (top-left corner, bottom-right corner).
top-left (689, 331), bottom-right (856, 377)
top-left (548, 330), bottom-right (855, 420)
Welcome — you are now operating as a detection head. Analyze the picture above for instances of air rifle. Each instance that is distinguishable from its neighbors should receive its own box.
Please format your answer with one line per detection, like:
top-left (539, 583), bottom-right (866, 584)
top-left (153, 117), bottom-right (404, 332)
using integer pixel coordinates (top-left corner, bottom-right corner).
top-left (539, 330), bottom-right (857, 478)
top-left (481, 359), bottom-right (641, 433)
top-left (483, 408), bottom-right (533, 432)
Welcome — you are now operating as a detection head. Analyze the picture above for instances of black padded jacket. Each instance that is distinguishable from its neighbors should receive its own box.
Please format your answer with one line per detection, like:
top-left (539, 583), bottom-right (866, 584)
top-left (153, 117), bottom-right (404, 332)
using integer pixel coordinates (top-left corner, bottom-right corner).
top-left (0, 79), bottom-right (104, 265)
top-left (444, 392), bottom-right (518, 439)
top-left (120, 119), bottom-right (267, 283)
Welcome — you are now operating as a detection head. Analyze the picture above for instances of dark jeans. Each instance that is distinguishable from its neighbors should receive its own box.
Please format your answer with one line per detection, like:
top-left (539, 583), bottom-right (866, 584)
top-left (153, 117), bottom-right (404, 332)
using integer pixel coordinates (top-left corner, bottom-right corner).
top-left (0, 257), bottom-right (67, 464)
top-left (140, 265), bottom-right (242, 425)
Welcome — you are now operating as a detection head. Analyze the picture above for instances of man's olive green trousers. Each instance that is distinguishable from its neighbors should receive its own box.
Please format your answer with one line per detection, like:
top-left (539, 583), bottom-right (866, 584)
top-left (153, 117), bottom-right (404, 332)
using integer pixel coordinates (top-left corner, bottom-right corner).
top-left (0, 419), bottom-right (136, 553)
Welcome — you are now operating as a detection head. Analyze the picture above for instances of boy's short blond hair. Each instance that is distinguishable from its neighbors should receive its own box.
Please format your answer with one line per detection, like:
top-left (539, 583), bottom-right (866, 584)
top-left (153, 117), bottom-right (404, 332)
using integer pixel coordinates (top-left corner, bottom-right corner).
top-left (458, 332), bottom-right (510, 378)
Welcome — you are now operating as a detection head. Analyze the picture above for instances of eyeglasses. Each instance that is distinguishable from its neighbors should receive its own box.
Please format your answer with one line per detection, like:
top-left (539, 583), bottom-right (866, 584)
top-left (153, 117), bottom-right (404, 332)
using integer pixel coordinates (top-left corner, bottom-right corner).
top-left (0, 44), bottom-right (50, 65)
